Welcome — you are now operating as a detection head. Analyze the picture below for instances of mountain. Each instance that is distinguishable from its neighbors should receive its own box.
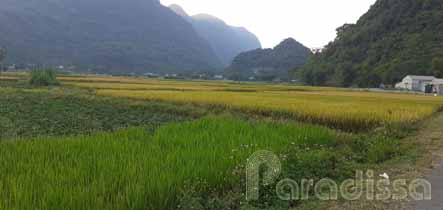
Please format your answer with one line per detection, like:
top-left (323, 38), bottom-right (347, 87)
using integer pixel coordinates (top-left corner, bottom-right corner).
top-left (297, 0), bottom-right (443, 87)
top-left (0, 0), bottom-right (222, 74)
top-left (225, 38), bottom-right (312, 81)
top-left (169, 4), bottom-right (261, 66)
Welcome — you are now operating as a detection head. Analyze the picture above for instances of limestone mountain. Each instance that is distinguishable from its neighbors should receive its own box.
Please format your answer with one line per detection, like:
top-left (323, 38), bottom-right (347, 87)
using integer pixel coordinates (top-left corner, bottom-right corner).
top-left (0, 0), bottom-right (222, 74)
top-left (225, 38), bottom-right (312, 81)
top-left (297, 0), bottom-right (443, 87)
top-left (169, 4), bottom-right (262, 66)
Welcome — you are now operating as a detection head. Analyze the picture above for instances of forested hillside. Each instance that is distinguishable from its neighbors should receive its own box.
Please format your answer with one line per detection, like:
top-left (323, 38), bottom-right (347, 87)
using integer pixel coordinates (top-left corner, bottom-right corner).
top-left (225, 38), bottom-right (311, 81)
top-left (0, 0), bottom-right (221, 74)
top-left (297, 0), bottom-right (443, 87)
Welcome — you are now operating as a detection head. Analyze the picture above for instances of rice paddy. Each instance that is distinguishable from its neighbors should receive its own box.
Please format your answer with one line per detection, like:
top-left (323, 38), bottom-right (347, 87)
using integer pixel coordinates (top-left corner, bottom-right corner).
top-left (0, 116), bottom-right (338, 210)
top-left (0, 73), bottom-right (440, 210)
top-left (58, 75), bottom-right (443, 131)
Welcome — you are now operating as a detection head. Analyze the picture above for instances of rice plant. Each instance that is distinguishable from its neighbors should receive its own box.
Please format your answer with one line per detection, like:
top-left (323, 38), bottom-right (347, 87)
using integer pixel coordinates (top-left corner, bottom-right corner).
top-left (96, 89), bottom-right (443, 131)
top-left (58, 75), bottom-right (443, 131)
top-left (0, 116), bottom-right (336, 210)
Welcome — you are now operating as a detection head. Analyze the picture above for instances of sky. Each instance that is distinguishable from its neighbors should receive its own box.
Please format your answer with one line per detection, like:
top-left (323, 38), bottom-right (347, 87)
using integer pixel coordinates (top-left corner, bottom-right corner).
top-left (160, 0), bottom-right (377, 49)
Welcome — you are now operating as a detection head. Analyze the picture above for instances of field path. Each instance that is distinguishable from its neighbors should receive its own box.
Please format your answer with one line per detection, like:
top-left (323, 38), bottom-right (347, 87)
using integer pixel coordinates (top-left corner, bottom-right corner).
top-left (409, 113), bottom-right (443, 210)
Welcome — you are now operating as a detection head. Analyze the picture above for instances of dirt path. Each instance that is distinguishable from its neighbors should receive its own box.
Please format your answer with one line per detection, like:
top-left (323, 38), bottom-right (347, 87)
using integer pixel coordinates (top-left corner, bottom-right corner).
top-left (408, 113), bottom-right (443, 210)
top-left (410, 158), bottom-right (443, 210)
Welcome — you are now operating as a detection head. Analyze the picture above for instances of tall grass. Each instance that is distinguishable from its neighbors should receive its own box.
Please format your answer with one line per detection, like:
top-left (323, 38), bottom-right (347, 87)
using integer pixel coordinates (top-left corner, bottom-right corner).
top-left (0, 116), bottom-right (336, 210)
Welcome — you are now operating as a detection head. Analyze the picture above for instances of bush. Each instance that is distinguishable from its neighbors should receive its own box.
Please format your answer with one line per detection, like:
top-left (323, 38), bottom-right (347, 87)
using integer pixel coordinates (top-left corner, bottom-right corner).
top-left (29, 69), bottom-right (59, 86)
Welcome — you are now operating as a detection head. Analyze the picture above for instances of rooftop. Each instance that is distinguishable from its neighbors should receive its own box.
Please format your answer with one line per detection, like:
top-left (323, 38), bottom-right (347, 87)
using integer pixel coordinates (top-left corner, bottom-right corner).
top-left (406, 75), bottom-right (436, 80)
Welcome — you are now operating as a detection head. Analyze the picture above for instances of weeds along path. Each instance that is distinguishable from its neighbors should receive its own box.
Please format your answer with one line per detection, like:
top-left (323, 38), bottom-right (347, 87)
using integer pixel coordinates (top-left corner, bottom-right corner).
top-left (409, 113), bottom-right (443, 210)
top-left (319, 113), bottom-right (443, 210)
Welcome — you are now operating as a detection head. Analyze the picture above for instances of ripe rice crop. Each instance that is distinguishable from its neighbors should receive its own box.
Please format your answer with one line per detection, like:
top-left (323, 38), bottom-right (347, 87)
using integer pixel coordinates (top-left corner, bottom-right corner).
top-left (39, 75), bottom-right (443, 130)
top-left (60, 75), bottom-right (341, 92)
top-left (0, 117), bottom-right (335, 210)
top-left (0, 76), bottom-right (19, 82)
top-left (95, 88), bottom-right (443, 131)
top-left (7, 73), bottom-right (443, 130)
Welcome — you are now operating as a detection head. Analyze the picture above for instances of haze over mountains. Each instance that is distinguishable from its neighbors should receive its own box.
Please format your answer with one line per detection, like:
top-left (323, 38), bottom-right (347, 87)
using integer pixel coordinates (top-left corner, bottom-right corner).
top-left (0, 0), bottom-right (259, 74)
top-left (169, 4), bottom-right (261, 66)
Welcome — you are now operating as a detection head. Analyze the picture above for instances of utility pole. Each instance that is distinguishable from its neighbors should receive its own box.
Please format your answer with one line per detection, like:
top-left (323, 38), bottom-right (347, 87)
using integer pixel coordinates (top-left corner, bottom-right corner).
top-left (0, 47), bottom-right (6, 72)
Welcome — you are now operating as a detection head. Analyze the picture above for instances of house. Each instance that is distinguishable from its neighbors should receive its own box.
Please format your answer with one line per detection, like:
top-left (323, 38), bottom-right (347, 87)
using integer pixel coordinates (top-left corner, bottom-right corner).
top-left (7, 64), bottom-right (16, 71)
top-left (433, 79), bottom-right (443, 94)
top-left (213, 75), bottom-right (224, 80)
top-left (143, 72), bottom-right (160, 78)
top-left (395, 75), bottom-right (436, 92)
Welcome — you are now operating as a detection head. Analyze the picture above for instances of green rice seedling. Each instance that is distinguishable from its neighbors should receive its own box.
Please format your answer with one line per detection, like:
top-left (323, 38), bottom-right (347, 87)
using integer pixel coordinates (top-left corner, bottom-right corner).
top-left (0, 116), bottom-right (336, 210)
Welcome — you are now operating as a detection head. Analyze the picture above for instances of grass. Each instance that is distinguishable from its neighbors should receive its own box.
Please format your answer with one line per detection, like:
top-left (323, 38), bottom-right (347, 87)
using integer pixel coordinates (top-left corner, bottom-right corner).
top-left (0, 116), bottom-right (341, 210)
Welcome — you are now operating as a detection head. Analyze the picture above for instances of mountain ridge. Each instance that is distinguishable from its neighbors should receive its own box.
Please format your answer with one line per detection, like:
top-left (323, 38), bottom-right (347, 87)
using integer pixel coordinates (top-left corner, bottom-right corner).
top-left (169, 4), bottom-right (262, 66)
top-left (0, 0), bottom-right (222, 74)
top-left (225, 38), bottom-right (312, 81)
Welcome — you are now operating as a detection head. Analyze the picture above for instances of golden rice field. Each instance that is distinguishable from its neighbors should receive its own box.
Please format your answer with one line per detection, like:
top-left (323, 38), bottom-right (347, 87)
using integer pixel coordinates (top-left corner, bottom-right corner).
top-left (53, 75), bottom-right (443, 130)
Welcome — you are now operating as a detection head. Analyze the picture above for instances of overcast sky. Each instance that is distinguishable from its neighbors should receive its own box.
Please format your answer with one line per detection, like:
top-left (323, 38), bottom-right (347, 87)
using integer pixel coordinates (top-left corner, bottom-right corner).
top-left (160, 0), bottom-right (377, 49)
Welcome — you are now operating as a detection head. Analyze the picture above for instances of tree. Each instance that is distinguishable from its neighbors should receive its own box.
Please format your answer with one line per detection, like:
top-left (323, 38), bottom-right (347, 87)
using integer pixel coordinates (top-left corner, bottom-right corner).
top-left (0, 47), bottom-right (6, 72)
top-left (432, 58), bottom-right (443, 78)
top-left (295, 0), bottom-right (443, 87)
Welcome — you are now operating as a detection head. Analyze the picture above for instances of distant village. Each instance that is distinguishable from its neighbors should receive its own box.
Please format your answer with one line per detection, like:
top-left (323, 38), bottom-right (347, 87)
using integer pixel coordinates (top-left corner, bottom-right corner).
top-left (2, 63), bottom-right (443, 95)
top-left (1, 64), bottom-right (227, 81)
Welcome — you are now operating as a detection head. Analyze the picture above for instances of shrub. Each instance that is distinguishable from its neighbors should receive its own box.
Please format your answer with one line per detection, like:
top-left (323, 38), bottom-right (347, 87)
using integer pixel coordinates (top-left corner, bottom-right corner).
top-left (29, 69), bottom-right (59, 86)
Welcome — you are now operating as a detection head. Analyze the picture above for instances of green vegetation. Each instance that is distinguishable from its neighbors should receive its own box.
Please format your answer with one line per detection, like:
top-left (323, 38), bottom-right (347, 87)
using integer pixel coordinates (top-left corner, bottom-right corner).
top-left (433, 57), bottom-right (443, 78)
top-left (0, 88), bottom-right (195, 139)
top-left (0, 116), bottom-right (333, 210)
top-left (29, 69), bottom-right (60, 86)
top-left (297, 0), bottom-right (443, 87)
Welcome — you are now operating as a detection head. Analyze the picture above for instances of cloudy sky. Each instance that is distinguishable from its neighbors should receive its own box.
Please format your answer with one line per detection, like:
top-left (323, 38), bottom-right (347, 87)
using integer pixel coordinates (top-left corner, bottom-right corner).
top-left (160, 0), bottom-right (377, 49)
